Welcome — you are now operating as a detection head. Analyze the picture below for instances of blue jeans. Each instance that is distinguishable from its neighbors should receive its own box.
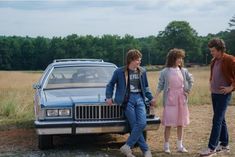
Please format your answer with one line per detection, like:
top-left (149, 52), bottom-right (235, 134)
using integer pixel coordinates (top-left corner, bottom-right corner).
top-left (208, 93), bottom-right (231, 150)
top-left (125, 93), bottom-right (149, 153)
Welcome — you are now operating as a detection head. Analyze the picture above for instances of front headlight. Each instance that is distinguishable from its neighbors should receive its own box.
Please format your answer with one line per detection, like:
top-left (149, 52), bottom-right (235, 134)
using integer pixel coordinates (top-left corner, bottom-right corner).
top-left (59, 109), bottom-right (71, 116)
top-left (46, 109), bottom-right (59, 117)
top-left (46, 108), bottom-right (71, 117)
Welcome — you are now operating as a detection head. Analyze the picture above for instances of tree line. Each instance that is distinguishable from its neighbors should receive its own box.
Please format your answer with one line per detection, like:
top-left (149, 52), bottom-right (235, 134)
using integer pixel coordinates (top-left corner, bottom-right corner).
top-left (0, 19), bottom-right (235, 70)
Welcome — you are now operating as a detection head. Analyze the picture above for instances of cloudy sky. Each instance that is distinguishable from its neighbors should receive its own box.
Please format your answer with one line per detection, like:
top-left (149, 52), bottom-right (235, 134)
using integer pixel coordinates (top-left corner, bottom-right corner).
top-left (0, 0), bottom-right (234, 38)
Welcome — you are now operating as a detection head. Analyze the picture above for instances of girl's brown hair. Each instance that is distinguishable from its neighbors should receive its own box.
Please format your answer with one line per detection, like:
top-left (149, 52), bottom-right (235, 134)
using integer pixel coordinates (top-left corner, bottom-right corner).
top-left (126, 49), bottom-right (142, 66)
top-left (165, 48), bottom-right (185, 68)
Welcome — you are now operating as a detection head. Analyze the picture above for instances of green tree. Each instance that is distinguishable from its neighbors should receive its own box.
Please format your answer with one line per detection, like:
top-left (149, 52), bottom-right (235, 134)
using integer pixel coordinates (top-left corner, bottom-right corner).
top-left (118, 34), bottom-right (140, 66)
top-left (225, 15), bottom-right (235, 55)
top-left (0, 38), bottom-right (12, 69)
top-left (157, 21), bottom-right (202, 64)
top-left (33, 37), bottom-right (50, 69)
top-left (138, 36), bottom-right (159, 65)
top-left (9, 36), bottom-right (22, 70)
top-left (49, 37), bottom-right (66, 61)
top-left (20, 37), bottom-right (35, 70)
top-left (64, 34), bottom-right (80, 58)
top-left (228, 14), bottom-right (235, 30)
top-left (99, 35), bottom-right (120, 62)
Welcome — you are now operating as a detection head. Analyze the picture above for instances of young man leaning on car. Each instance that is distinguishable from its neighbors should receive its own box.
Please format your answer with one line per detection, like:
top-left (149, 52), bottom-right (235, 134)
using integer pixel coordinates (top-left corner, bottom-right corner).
top-left (106, 49), bottom-right (156, 157)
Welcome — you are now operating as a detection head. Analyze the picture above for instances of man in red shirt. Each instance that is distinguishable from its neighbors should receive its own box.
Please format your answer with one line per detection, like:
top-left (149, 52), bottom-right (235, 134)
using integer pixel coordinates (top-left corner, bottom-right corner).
top-left (200, 38), bottom-right (235, 156)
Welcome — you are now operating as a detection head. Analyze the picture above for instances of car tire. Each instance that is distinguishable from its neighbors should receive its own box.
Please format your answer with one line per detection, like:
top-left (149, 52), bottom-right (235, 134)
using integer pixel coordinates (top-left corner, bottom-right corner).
top-left (38, 135), bottom-right (53, 150)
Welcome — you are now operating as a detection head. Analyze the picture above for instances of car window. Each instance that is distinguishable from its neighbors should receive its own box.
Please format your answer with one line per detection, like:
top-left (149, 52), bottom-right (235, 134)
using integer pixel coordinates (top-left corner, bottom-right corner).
top-left (45, 66), bottom-right (115, 89)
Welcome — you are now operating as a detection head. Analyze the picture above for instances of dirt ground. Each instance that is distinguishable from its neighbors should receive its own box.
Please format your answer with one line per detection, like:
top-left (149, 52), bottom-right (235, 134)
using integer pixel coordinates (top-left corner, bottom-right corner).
top-left (0, 104), bottom-right (234, 157)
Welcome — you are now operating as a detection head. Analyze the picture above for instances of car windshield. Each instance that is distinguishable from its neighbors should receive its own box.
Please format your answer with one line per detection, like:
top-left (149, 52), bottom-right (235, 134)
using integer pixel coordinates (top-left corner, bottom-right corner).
top-left (44, 66), bottom-right (115, 89)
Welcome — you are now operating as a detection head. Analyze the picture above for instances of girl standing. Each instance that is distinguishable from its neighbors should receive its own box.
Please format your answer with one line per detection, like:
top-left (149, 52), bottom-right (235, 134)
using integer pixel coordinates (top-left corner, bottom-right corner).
top-left (153, 48), bottom-right (193, 153)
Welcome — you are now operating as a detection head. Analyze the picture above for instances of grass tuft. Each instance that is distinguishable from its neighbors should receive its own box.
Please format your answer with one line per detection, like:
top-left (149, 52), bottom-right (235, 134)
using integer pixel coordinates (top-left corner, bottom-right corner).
top-left (0, 99), bottom-right (16, 117)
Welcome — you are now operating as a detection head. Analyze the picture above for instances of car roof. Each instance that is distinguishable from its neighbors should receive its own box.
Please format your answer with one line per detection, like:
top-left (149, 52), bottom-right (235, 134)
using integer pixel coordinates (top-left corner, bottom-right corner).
top-left (49, 59), bottom-right (116, 68)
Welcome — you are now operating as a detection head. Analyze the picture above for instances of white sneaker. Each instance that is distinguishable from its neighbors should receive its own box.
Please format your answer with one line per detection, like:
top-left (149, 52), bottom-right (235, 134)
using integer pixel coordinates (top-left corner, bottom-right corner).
top-left (200, 148), bottom-right (216, 156)
top-left (164, 148), bottom-right (171, 154)
top-left (177, 146), bottom-right (188, 153)
top-left (120, 144), bottom-right (136, 157)
top-left (216, 145), bottom-right (230, 153)
top-left (164, 143), bottom-right (171, 154)
top-left (144, 150), bottom-right (152, 157)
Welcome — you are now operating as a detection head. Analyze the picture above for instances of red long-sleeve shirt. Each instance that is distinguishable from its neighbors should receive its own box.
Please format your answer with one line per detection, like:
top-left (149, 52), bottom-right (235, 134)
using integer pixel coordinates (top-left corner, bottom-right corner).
top-left (210, 53), bottom-right (235, 91)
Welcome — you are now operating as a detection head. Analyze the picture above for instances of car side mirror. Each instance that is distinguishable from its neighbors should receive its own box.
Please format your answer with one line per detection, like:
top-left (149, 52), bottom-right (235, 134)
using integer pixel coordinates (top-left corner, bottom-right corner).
top-left (33, 83), bottom-right (41, 89)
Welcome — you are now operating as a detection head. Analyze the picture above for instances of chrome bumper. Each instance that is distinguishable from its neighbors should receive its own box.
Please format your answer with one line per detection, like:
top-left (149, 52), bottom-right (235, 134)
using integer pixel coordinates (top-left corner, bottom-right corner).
top-left (35, 117), bottom-right (161, 135)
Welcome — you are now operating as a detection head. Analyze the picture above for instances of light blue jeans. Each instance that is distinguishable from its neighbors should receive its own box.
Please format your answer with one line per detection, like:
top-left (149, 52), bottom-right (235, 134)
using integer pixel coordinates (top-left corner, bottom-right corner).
top-left (125, 93), bottom-right (149, 153)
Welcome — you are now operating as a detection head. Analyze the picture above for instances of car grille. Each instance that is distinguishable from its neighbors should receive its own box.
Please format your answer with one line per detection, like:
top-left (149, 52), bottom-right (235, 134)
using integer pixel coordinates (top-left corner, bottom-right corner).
top-left (75, 104), bottom-right (124, 121)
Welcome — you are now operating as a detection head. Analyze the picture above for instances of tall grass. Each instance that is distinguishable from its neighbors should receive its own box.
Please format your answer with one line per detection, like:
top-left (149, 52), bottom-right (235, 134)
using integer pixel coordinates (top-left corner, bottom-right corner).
top-left (0, 71), bottom-right (41, 126)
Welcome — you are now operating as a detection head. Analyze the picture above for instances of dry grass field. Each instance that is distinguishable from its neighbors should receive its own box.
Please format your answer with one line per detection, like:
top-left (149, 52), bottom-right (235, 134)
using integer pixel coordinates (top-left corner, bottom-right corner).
top-left (0, 68), bottom-right (235, 156)
top-left (0, 71), bottom-right (41, 126)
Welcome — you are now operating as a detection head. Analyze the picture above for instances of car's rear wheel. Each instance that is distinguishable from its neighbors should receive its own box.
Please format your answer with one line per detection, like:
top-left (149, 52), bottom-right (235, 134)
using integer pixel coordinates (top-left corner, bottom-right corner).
top-left (38, 135), bottom-right (53, 150)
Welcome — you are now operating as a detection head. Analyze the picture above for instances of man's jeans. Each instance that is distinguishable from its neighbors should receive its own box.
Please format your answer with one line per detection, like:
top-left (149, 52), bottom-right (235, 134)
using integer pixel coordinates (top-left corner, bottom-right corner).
top-left (208, 93), bottom-right (231, 150)
top-left (125, 93), bottom-right (149, 153)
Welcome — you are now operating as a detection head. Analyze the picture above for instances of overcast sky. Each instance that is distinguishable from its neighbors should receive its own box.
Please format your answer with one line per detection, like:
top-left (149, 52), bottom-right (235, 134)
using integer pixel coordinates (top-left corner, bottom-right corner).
top-left (0, 0), bottom-right (234, 38)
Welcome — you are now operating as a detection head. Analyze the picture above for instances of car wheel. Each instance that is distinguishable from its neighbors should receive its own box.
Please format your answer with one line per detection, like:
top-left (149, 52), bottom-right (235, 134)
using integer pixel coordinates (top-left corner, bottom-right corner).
top-left (38, 135), bottom-right (53, 150)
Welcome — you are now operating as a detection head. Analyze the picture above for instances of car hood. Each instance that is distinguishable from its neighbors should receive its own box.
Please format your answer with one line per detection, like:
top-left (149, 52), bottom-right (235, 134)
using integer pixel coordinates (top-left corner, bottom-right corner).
top-left (43, 88), bottom-right (106, 105)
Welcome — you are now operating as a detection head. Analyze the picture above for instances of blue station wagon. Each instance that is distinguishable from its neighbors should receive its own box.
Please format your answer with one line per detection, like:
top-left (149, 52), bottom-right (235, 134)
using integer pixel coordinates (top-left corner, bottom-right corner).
top-left (33, 59), bottom-right (161, 149)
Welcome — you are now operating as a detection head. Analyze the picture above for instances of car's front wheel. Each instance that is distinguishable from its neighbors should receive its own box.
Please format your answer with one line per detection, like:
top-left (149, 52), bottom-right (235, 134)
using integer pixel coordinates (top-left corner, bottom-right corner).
top-left (38, 135), bottom-right (53, 150)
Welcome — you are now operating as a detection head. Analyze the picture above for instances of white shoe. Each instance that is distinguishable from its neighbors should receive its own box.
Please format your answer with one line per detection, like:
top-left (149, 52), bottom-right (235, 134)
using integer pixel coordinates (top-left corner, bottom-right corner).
top-left (177, 146), bottom-right (188, 153)
top-left (216, 145), bottom-right (230, 153)
top-left (120, 144), bottom-right (136, 157)
top-left (164, 143), bottom-right (171, 154)
top-left (200, 148), bottom-right (216, 156)
top-left (164, 148), bottom-right (171, 154)
top-left (144, 150), bottom-right (152, 157)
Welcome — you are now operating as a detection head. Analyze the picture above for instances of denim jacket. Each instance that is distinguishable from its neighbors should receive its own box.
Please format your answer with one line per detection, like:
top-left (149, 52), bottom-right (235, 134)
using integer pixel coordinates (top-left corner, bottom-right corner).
top-left (157, 67), bottom-right (194, 106)
top-left (106, 66), bottom-right (153, 105)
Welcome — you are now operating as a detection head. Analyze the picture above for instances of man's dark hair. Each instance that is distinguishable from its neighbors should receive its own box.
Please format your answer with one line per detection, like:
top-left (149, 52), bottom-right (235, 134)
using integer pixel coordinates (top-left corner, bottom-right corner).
top-left (208, 38), bottom-right (226, 52)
